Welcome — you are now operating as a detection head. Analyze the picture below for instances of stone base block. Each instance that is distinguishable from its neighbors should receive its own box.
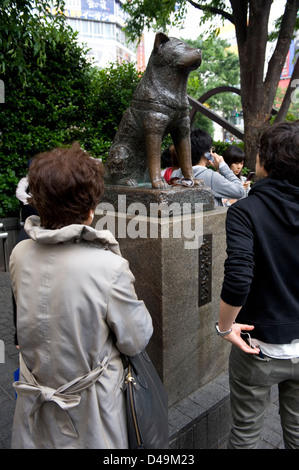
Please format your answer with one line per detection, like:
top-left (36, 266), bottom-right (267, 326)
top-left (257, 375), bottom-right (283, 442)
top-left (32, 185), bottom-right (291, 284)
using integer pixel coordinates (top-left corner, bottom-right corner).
top-left (101, 183), bottom-right (215, 214)
top-left (94, 185), bottom-right (230, 406)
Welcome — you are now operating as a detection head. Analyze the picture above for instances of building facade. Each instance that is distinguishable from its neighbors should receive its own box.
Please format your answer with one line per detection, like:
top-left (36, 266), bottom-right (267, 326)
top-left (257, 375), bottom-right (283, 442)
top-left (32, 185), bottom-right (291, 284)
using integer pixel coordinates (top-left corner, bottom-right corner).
top-left (63, 0), bottom-right (139, 68)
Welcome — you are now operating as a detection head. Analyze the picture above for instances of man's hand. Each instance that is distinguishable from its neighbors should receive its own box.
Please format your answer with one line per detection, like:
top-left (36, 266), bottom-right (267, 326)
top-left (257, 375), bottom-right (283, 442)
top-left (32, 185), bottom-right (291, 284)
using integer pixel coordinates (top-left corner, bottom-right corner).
top-left (221, 323), bottom-right (260, 354)
top-left (217, 300), bottom-right (260, 354)
top-left (209, 152), bottom-right (223, 170)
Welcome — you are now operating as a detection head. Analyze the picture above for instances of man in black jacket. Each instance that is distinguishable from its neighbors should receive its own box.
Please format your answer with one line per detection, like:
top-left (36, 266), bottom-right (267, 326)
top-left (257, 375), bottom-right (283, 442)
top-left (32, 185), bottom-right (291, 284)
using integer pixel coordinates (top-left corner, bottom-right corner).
top-left (217, 121), bottom-right (299, 449)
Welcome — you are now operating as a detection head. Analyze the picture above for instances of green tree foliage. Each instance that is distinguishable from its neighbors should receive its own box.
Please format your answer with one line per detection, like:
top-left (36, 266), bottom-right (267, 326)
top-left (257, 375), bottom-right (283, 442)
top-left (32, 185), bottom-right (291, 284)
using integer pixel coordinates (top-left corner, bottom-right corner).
top-left (0, 0), bottom-right (66, 76)
top-left (186, 35), bottom-right (241, 135)
top-left (83, 62), bottom-right (142, 160)
top-left (0, 3), bottom-right (142, 216)
top-left (122, 0), bottom-right (299, 169)
top-left (122, 0), bottom-right (223, 40)
top-left (0, 20), bottom-right (93, 216)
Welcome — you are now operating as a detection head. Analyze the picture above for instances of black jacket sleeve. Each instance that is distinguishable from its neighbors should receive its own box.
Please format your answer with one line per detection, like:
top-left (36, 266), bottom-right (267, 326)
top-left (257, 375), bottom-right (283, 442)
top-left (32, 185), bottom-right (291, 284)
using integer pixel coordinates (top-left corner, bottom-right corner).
top-left (220, 203), bottom-right (255, 307)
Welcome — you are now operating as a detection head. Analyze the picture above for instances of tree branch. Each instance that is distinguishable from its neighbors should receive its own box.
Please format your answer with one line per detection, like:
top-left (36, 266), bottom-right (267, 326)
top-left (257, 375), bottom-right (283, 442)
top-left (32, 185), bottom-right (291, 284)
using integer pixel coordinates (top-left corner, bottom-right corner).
top-left (229, 0), bottom-right (248, 49)
top-left (186, 0), bottom-right (235, 24)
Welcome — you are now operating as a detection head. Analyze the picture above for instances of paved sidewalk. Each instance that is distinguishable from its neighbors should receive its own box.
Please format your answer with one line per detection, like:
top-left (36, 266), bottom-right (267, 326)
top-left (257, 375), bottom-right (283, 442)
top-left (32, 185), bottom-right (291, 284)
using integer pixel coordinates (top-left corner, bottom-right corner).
top-left (0, 272), bottom-right (19, 449)
top-left (0, 270), bottom-right (284, 449)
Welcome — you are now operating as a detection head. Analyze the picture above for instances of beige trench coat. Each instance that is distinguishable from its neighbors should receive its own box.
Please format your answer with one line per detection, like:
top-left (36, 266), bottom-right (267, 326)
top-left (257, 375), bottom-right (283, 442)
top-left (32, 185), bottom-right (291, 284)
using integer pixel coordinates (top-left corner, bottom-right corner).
top-left (10, 216), bottom-right (153, 449)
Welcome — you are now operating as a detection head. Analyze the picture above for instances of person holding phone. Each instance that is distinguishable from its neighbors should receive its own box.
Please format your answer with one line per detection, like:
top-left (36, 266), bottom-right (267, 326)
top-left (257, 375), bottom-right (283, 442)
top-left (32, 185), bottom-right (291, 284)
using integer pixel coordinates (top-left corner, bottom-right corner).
top-left (170, 128), bottom-right (246, 206)
top-left (222, 145), bottom-right (253, 204)
top-left (217, 121), bottom-right (299, 449)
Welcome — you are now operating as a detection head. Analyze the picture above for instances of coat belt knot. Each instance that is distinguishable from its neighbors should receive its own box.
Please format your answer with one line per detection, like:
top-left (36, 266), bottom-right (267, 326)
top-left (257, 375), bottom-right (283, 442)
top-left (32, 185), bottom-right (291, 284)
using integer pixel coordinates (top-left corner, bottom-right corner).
top-left (41, 385), bottom-right (56, 402)
top-left (13, 353), bottom-right (109, 439)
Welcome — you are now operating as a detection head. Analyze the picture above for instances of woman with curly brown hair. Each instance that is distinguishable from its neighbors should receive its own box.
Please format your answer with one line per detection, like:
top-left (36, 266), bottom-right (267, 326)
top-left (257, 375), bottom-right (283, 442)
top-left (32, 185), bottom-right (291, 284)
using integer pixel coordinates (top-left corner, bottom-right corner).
top-left (10, 143), bottom-right (153, 449)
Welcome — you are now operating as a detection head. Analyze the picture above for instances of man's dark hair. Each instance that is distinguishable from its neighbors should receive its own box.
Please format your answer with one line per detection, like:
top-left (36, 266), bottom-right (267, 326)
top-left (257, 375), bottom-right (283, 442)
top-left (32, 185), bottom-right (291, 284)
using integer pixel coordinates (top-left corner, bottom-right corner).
top-left (259, 121), bottom-right (299, 186)
top-left (190, 128), bottom-right (213, 166)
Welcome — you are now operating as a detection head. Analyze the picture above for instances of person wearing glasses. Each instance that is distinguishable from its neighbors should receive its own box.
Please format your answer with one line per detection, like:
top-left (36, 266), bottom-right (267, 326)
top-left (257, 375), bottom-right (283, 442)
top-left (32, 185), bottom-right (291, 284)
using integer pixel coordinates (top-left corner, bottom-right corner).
top-left (217, 121), bottom-right (299, 449)
top-left (170, 128), bottom-right (246, 205)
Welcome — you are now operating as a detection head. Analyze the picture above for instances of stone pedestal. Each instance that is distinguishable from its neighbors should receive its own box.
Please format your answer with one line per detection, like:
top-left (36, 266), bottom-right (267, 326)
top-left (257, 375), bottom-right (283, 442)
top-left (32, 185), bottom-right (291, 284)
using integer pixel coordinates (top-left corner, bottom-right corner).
top-left (93, 185), bottom-right (230, 406)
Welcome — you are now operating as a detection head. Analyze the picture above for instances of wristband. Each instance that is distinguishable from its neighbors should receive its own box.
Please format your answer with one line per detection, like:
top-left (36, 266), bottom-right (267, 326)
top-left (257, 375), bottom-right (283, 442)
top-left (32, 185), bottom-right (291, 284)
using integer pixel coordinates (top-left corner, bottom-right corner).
top-left (215, 322), bottom-right (234, 336)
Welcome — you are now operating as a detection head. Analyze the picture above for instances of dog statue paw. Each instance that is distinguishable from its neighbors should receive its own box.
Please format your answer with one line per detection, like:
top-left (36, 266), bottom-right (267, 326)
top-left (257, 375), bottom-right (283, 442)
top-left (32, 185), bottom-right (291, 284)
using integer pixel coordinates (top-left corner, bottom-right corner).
top-left (152, 179), bottom-right (170, 190)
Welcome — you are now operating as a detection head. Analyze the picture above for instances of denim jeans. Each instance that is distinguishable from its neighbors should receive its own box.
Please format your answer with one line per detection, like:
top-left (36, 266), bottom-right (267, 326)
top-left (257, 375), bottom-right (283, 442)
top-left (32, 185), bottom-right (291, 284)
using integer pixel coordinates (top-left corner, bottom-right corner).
top-left (228, 345), bottom-right (299, 449)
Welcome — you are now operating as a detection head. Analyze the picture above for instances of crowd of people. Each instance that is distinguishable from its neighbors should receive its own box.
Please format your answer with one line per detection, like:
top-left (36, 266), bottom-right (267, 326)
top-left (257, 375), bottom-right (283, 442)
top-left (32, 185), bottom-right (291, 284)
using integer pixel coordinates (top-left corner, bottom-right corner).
top-left (163, 128), bottom-right (250, 206)
top-left (10, 121), bottom-right (299, 449)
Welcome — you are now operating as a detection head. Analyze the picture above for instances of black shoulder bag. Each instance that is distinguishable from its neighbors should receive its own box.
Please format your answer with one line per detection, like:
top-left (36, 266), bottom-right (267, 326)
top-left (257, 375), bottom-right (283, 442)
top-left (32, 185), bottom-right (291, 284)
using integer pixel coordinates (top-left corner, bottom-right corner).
top-left (123, 350), bottom-right (169, 449)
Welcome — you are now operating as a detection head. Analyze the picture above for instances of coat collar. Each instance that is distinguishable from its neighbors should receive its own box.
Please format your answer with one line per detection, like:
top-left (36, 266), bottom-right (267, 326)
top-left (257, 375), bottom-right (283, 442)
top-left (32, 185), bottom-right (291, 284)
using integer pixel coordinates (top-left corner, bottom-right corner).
top-left (24, 215), bottom-right (121, 256)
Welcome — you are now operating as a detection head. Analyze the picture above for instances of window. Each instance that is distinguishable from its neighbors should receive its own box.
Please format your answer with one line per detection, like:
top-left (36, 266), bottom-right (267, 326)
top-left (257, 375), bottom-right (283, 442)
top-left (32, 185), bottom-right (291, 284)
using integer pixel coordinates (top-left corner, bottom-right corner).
top-left (104, 22), bottom-right (115, 38)
top-left (81, 20), bottom-right (90, 35)
top-left (93, 22), bottom-right (103, 36)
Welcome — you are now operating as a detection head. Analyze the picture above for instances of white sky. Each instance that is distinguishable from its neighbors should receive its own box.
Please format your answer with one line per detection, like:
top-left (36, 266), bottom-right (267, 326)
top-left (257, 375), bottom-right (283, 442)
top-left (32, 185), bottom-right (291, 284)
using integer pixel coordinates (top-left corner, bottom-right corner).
top-left (168, 0), bottom-right (287, 39)
top-left (144, 0), bottom-right (287, 63)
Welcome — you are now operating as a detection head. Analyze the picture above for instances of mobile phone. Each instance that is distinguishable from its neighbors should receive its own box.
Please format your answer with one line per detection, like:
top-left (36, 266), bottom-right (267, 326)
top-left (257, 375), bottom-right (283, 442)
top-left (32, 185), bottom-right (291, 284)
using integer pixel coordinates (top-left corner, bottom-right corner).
top-left (246, 172), bottom-right (255, 182)
top-left (204, 151), bottom-right (214, 163)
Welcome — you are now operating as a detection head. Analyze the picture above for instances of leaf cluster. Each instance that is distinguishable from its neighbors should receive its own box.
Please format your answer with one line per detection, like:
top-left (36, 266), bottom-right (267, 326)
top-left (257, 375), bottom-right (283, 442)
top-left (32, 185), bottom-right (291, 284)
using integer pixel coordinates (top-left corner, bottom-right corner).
top-left (184, 35), bottom-right (241, 136)
top-left (83, 62), bottom-right (142, 158)
top-left (123, 0), bottom-right (188, 41)
top-left (186, 35), bottom-right (241, 118)
top-left (0, 0), bottom-right (66, 77)
top-left (0, 9), bottom-right (142, 216)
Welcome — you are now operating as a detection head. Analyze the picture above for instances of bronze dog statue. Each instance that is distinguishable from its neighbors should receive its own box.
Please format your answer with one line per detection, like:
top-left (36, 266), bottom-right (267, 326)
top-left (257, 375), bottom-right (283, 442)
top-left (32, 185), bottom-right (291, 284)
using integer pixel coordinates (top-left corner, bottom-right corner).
top-left (105, 33), bottom-right (202, 189)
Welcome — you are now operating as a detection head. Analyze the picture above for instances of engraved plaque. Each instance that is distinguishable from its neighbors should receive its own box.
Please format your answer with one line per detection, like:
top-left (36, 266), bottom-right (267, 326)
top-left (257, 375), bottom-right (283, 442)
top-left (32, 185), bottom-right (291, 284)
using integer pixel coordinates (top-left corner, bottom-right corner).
top-left (198, 234), bottom-right (212, 306)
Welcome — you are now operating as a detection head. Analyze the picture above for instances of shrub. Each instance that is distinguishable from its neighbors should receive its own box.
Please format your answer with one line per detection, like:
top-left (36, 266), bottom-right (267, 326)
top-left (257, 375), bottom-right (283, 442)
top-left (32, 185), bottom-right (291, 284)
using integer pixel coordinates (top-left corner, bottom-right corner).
top-left (0, 20), bottom-right (142, 216)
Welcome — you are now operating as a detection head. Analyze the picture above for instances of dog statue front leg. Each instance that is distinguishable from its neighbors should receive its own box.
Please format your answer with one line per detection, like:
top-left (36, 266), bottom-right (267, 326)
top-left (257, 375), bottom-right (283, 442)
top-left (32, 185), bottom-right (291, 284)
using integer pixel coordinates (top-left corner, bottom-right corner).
top-left (174, 136), bottom-right (202, 187)
top-left (145, 134), bottom-right (168, 189)
top-left (174, 137), bottom-right (193, 179)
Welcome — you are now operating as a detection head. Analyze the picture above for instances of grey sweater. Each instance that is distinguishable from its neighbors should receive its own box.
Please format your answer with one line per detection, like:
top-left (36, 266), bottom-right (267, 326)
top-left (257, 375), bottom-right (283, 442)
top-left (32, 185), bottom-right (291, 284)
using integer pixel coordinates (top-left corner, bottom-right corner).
top-left (171, 162), bottom-right (246, 206)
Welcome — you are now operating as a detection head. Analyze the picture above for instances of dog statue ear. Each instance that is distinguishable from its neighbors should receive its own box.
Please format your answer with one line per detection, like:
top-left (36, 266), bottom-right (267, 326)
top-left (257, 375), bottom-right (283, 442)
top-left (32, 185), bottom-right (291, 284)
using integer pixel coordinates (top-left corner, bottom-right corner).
top-left (154, 32), bottom-right (170, 51)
